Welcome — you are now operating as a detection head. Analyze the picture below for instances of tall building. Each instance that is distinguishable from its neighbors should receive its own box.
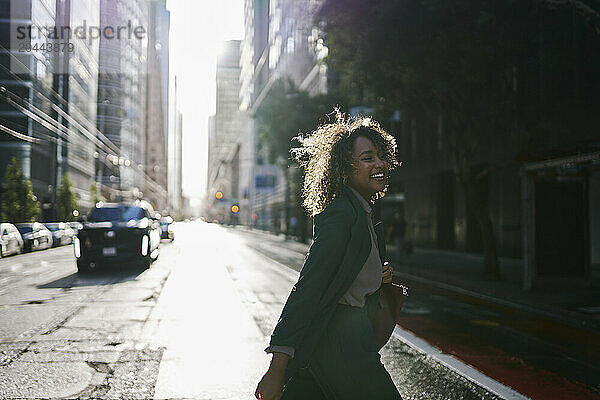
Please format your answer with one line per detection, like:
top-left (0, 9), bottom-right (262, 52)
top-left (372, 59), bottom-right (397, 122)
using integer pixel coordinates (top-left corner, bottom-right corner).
top-left (96, 0), bottom-right (149, 203)
top-left (239, 0), bottom-right (326, 230)
top-left (238, 0), bottom-right (277, 228)
top-left (145, 0), bottom-right (170, 211)
top-left (60, 0), bottom-right (101, 211)
top-left (175, 111), bottom-right (183, 211)
top-left (0, 0), bottom-right (100, 220)
top-left (166, 74), bottom-right (182, 214)
top-left (206, 114), bottom-right (215, 192)
top-left (267, 0), bottom-right (327, 95)
top-left (167, 108), bottom-right (182, 214)
top-left (0, 0), bottom-right (170, 219)
top-left (239, 0), bottom-right (270, 113)
top-left (207, 40), bottom-right (244, 223)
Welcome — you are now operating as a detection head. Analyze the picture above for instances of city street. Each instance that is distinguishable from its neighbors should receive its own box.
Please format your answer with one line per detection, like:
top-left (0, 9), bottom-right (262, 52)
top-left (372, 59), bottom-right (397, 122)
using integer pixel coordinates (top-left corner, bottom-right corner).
top-left (0, 221), bottom-right (596, 399)
top-left (1, 1), bottom-right (599, 399)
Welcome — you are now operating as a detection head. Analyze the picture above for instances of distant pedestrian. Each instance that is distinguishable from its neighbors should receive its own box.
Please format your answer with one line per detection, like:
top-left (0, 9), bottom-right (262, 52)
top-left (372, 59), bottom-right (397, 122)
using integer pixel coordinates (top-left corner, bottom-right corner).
top-left (255, 111), bottom-right (403, 399)
top-left (289, 216), bottom-right (297, 237)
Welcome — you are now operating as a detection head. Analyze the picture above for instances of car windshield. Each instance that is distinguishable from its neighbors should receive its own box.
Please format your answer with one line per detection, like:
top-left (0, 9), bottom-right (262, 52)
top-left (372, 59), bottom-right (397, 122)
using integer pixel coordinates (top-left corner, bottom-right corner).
top-left (88, 206), bottom-right (145, 222)
top-left (16, 225), bottom-right (32, 234)
top-left (46, 224), bottom-right (60, 231)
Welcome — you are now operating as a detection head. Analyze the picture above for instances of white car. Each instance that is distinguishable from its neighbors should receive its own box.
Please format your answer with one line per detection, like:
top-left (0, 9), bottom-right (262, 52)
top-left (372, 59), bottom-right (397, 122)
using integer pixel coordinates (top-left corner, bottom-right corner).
top-left (0, 223), bottom-right (24, 257)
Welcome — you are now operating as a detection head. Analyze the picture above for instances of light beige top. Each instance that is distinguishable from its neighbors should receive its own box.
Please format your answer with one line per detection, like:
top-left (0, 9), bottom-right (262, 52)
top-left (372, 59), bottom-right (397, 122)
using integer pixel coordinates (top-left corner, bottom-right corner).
top-left (338, 185), bottom-right (383, 307)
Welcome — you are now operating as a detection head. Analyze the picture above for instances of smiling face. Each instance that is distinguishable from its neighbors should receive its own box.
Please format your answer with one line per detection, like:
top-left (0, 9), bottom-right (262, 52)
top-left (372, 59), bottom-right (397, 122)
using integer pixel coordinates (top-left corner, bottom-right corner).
top-left (347, 135), bottom-right (389, 202)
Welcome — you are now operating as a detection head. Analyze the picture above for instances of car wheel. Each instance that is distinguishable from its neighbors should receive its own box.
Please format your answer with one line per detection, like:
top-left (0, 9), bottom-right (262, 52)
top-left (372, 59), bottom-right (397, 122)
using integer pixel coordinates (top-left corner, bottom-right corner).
top-left (77, 260), bottom-right (98, 273)
top-left (76, 259), bottom-right (88, 273)
top-left (138, 256), bottom-right (151, 269)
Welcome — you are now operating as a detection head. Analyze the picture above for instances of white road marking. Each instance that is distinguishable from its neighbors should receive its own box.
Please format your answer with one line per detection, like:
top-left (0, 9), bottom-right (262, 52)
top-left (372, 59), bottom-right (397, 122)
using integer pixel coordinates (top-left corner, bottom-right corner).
top-left (392, 326), bottom-right (531, 400)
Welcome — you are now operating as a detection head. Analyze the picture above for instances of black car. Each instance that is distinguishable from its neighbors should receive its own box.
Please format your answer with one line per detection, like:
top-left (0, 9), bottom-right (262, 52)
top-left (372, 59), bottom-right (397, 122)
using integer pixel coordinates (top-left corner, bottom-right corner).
top-left (45, 222), bottom-right (75, 247)
top-left (159, 216), bottom-right (174, 241)
top-left (15, 223), bottom-right (53, 252)
top-left (74, 201), bottom-right (161, 272)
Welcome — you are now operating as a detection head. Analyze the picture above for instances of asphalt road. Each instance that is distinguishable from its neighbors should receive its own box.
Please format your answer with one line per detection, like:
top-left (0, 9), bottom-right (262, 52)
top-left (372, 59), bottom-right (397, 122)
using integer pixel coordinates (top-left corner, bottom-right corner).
top-left (0, 220), bottom-right (546, 399)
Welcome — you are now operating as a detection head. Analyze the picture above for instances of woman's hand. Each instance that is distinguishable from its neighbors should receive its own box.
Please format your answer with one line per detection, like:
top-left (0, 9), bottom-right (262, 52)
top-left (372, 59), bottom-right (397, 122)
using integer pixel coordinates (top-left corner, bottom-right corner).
top-left (255, 353), bottom-right (289, 399)
top-left (255, 367), bottom-right (285, 400)
top-left (382, 261), bottom-right (394, 284)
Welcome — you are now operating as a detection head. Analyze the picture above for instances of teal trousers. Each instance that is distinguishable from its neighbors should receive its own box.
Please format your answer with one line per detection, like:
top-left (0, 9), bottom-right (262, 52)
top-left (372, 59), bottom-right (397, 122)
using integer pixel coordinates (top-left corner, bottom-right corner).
top-left (281, 291), bottom-right (402, 400)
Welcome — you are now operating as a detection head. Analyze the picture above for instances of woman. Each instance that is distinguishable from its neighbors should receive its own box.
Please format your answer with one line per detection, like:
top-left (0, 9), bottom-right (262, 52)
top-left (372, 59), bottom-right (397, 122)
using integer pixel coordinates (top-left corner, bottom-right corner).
top-left (255, 112), bottom-right (403, 400)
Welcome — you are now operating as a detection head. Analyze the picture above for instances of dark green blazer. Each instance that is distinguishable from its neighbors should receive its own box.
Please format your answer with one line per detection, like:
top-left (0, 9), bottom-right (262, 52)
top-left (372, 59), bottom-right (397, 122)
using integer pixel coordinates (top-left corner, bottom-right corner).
top-left (268, 185), bottom-right (387, 383)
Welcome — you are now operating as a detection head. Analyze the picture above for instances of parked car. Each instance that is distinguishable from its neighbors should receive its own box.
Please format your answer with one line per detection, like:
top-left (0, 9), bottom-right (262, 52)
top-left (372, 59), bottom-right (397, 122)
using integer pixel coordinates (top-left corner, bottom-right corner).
top-left (0, 223), bottom-right (23, 257)
top-left (74, 201), bottom-right (161, 272)
top-left (45, 222), bottom-right (75, 247)
top-left (159, 216), bottom-right (174, 241)
top-left (68, 221), bottom-right (83, 234)
top-left (15, 223), bottom-right (52, 252)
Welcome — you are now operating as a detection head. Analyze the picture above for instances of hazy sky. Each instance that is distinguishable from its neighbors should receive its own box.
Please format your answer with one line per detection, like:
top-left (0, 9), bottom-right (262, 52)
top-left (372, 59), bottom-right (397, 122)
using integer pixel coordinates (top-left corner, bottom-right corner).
top-left (166, 0), bottom-right (244, 207)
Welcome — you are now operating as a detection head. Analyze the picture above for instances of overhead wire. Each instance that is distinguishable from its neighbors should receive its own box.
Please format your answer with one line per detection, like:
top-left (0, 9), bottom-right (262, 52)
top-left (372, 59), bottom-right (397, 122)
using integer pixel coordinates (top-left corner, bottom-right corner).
top-left (0, 123), bottom-right (41, 143)
top-left (0, 42), bottom-right (122, 155)
top-left (0, 45), bottom-right (168, 196)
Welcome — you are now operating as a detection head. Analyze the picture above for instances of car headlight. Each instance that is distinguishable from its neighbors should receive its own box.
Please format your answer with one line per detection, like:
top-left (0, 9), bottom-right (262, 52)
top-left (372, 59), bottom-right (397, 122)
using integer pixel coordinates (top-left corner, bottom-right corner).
top-left (73, 237), bottom-right (81, 258)
top-left (127, 218), bottom-right (149, 229)
top-left (141, 235), bottom-right (149, 256)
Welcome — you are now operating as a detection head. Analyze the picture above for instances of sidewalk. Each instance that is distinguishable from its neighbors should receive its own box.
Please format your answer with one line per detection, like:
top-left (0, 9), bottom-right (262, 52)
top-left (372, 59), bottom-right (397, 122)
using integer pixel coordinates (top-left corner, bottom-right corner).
top-left (234, 226), bottom-right (600, 333)
top-left (392, 246), bottom-right (600, 333)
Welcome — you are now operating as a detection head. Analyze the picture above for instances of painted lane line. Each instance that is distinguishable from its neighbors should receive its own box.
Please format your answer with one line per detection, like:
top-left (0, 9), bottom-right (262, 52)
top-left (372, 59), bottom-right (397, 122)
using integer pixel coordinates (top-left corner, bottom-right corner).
top-left (392, 326), bottom-right (531, 400)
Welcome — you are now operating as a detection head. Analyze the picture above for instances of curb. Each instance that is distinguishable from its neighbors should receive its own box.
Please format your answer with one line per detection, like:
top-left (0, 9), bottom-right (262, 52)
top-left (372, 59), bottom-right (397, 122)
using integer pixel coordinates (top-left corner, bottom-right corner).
top-left (392, 327), bottom-right (531, 400)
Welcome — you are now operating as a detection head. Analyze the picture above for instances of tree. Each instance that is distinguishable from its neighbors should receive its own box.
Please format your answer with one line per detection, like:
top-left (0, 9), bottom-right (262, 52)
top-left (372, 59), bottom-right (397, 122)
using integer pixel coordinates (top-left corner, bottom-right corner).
top-left (1, 157), bottom-right (40, 222)
top-left (56, 174), bottom-right (77, 222)
top-left (90, 182), bottom-right (104, 205)
top-left (255, 79), bottom-right (342, 165)
top-left (319, 0), bottom-right (600, 279)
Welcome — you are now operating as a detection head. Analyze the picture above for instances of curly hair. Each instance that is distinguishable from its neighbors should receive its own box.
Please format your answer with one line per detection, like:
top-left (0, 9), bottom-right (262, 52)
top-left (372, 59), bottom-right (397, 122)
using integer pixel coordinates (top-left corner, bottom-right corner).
top-left (291, 110), bottom-right (401, 216)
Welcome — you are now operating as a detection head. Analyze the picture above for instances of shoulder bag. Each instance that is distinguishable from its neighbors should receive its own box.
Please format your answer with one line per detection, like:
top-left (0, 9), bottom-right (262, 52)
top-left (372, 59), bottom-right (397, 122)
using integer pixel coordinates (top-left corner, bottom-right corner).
top-left (372, 281), bottom-right (408, 351)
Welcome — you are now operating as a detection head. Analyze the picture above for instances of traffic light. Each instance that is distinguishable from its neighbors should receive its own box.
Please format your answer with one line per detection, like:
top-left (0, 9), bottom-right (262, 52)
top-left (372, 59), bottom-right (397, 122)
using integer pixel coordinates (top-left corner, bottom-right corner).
top-left (215, 191), bottom-right (223, 200)
top-left (231, 204), bottom-right (239, 214)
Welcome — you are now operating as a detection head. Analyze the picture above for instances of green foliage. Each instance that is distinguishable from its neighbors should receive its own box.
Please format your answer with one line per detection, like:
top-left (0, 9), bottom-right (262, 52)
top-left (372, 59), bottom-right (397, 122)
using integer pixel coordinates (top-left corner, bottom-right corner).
top-left (1, 157), bottom-right (40, 222)
top-left (319, 0), bottom-right (600, 279)
top-left (319, 0), bottom-right (600, 161)
top-left (321, 0), bottom-right (526, 154)
top-left (90, 182), bottom-right (104, 205)
top-left (254, 79), bottom-right (343, 166)
top-left (56, 174), bottom-right (78, 222)
top-left (255, 79), bottom-right (342, 235)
